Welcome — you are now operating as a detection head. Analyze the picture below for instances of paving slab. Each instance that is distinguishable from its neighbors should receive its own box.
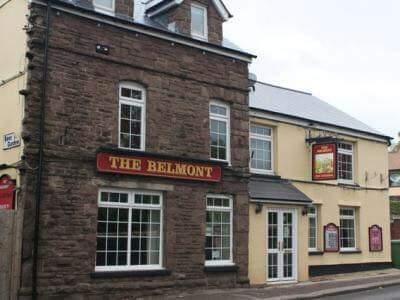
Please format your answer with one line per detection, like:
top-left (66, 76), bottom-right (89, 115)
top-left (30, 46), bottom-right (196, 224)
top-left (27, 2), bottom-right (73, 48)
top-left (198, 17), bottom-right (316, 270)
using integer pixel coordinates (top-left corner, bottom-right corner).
top-left (149, 268), bottom-right (400, 300)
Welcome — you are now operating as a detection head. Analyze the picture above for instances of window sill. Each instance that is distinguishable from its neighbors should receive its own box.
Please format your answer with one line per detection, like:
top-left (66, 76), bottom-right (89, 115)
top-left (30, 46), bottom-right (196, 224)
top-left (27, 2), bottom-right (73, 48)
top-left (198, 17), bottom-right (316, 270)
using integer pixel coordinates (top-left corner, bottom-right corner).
top-left (309, 251), bottom-right (324, 256)
top-left (338, 182), bottom-right (360, 188)
top-left (90, 269), bottom-right (171, 279)
top-left (204, 265), bottom-right (238, 273)
top-left (340, 249), bottom-right (362, 254)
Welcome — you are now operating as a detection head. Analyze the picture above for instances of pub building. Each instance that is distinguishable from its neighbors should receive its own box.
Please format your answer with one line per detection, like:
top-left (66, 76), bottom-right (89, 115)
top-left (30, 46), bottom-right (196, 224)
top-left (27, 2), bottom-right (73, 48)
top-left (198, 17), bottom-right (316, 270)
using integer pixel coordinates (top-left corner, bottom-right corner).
top-left (247, 81), bottom-right (392, 284)
top-left (8, 0), bottom-right (254, 298)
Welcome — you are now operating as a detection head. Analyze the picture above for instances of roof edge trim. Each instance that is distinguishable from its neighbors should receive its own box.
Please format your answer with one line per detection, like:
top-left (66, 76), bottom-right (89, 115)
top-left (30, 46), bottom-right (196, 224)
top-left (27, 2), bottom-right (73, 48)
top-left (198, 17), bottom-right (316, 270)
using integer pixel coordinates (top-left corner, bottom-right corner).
top-left (212, 0), bottom-right (232, 21)
top-left (250, 108), bottom-right (392, 144)
top-left (33, 0), bottom-right (256, 62)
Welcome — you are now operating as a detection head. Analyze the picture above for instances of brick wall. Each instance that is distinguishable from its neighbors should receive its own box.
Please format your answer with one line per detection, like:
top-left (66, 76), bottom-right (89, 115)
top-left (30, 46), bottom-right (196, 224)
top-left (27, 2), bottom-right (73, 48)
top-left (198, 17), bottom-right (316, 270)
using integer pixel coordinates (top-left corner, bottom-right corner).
top-left (20, 3), bottom-right (249, 298)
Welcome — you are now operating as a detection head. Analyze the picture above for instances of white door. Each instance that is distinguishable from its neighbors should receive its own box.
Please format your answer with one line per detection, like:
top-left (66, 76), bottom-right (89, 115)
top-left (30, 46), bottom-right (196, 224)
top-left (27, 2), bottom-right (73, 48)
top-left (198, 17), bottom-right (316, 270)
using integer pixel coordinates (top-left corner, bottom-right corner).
top-left (267, 208), bottom-right (297, 283)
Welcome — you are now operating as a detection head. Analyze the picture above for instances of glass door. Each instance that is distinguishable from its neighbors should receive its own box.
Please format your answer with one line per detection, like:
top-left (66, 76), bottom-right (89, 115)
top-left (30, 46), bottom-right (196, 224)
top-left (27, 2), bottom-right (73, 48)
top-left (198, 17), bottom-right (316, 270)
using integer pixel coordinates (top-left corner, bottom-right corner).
top-left (267, 208), bottom-right (297, 282)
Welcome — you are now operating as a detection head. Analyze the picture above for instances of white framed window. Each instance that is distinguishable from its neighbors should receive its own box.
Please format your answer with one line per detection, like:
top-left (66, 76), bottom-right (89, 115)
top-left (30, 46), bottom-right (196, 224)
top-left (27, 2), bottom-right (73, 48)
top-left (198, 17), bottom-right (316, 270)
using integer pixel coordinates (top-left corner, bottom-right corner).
top-left (339, 207), bottom-right (357, 251)
top-left (95, 189), bottom-right (163, 271)
top-left (191, 3), bottom-right (208, 40)
top-left (209, 102), bottom-right (230, 163)
top-left (93, 0), bottom-right (115, 14)
top-left (205, 195), bottom-right (233, 266)
top-left (308, 206), bottom-right (317, 251)
top-left (337, 142), bottom-right (354, 183)
top-left (250, 124), bottom-right (273, 174)
top-left (119, 82), bottom-right (146, 151)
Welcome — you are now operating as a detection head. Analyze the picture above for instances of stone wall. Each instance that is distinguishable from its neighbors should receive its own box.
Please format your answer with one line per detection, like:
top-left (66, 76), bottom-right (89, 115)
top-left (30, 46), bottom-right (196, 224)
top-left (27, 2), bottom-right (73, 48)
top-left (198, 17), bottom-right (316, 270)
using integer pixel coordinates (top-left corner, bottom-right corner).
top-left (20, 3), bottom-right (249, 298)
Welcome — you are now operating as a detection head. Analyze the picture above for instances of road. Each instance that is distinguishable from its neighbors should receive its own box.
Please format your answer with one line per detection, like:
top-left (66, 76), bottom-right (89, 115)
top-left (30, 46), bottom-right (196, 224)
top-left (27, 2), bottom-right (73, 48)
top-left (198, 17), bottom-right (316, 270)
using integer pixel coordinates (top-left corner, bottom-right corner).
top-left (323, 285), bottom-right (400, 300)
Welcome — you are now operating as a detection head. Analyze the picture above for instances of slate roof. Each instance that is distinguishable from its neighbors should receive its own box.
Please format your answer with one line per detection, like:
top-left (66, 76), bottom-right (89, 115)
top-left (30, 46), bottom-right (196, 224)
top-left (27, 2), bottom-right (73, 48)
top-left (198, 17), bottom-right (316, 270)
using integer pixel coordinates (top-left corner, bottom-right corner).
top-left (250, 81), bottom-right (390, 140)
top-left (249, 177), bottom-right (312, 204)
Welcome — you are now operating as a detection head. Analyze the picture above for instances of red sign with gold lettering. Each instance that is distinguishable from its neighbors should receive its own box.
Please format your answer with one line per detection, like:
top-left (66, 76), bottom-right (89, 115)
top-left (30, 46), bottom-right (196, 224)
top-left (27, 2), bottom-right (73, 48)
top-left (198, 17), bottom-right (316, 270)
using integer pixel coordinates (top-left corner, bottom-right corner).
top-left (0, 175), bottom-right (15, 210)
top-left (97, 153), bottom-right (222, 182)
top-left (312, 143), bottom-right (337, 181)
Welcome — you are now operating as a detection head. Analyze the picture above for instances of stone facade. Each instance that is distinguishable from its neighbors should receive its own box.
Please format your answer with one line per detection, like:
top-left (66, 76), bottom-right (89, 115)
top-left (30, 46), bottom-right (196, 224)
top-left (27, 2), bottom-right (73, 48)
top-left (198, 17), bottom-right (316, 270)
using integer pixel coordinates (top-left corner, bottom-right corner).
top-left (19, 1), bottom-right (251, 298)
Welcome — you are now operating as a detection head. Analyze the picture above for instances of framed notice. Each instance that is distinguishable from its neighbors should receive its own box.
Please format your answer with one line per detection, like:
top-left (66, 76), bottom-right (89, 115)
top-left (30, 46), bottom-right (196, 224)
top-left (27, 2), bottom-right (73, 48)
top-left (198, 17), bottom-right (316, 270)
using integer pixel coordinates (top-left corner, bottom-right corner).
top-left (369, 225), bottom-right (383, 252)
top-left (324, 223), bottom-right (339, 252)
top-left (312, 143), bottom-right (337, 181)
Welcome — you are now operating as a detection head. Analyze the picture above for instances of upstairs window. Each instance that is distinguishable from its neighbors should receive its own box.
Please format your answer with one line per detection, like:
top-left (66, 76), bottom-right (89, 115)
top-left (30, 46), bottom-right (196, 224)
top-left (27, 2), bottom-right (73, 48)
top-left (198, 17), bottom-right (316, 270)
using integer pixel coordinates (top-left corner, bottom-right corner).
top-left (210, 102), bottom-right (230, 163)
top-left (191, 3), bottom-right (208, 40)
top-left (119, 83), bottom-right (146, 151)
top-left (93, 0), bottom-right (115, 14)
top-left (250, 124), bottom-right (273, 174)
top-left (337, 143), bottom-right (353, 182)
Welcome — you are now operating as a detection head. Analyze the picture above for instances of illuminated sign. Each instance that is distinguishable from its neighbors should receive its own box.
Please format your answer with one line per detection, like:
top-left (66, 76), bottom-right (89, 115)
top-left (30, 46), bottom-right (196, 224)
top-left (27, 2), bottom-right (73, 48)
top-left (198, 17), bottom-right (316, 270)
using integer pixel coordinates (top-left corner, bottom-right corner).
top-left (97, 153), bottom-right (222, 182)
top-left (312, 143), bottom-right (337, 181)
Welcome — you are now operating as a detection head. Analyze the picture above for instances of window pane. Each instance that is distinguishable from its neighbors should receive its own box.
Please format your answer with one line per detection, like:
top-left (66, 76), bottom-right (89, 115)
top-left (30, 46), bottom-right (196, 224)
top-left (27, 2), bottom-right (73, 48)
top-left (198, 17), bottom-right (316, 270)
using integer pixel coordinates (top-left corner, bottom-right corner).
top-left (94, 0), bottom-right (113, 9)
top-left (205, 197), bottom-right (232, 263)
top-left (119, 101), bottom-right (142, 150)
top-left (191, 5), bottom-right (206, 37)
top-left (96, 192), bottom-right (162, 269)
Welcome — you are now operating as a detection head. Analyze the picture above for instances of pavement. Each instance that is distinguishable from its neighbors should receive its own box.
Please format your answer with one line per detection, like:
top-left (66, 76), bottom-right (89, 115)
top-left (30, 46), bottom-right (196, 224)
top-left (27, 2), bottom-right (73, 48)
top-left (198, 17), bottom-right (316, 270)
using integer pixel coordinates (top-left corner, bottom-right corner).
top-left (151, 268), bottom-right (400, 300)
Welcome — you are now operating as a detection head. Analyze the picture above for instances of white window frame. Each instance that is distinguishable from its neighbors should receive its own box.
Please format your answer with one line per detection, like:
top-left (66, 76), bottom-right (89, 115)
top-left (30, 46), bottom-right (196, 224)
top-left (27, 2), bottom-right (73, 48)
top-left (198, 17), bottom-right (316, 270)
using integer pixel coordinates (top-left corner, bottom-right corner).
top-left (249, 124), bottom-right (274, 175)
top-left (209, 101), bottom-right (231, 164)
top-left (118, 82), bottom-right (146, 151)
top-left (93, 0), bottom-right (115, 15)
top-left (191, 3), bottom-right (208, 41)
top-left (337, 142), bottom-right (354, 184)
top-left (308, 206), bottom-right (318, 251)
top-left (339, 207), bottom-right (357, 251)
top-left (205, 194), bottom-right (234, 267)
top-left (95, 189), bottom-right (164, 272)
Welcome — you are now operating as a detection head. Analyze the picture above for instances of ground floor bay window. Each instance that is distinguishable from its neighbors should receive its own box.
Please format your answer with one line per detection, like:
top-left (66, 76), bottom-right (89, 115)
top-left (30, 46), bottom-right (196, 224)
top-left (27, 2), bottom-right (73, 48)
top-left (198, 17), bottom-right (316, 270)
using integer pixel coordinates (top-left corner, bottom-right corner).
top-left (95, 189), bottom-right (163, 271)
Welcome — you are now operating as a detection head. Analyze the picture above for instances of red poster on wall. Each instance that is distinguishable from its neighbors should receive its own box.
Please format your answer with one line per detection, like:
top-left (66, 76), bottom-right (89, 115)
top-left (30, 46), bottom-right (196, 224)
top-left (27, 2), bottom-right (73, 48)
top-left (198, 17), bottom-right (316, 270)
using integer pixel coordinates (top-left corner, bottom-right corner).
top-left (369, 225), bottom-right (383, 252)
top-left (0, 175), bottom-right (15, 210)
top-left (312, 143), bottom-right (337, 181)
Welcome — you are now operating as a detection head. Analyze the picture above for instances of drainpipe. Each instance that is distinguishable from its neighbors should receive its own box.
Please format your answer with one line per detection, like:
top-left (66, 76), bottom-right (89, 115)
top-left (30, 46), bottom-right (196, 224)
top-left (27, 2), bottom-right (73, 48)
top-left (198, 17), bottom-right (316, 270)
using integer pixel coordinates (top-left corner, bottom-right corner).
top-left (32, 0), bottom-right (51, 298)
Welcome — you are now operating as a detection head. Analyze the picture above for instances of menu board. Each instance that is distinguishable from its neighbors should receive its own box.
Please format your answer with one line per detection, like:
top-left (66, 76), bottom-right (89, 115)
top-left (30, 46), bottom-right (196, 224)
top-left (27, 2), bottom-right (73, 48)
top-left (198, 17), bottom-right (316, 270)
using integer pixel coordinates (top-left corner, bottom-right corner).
top-left (324, 223), bottom-right (339, 252)
top-left (369, 225), bottom-right (383, 252)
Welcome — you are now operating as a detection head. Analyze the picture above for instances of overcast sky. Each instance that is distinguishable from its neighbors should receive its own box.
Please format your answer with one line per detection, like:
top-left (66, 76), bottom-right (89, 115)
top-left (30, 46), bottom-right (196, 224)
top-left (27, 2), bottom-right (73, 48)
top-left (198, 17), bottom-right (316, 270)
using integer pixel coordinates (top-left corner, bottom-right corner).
top-left (224, 0), bottom-right (399, 143)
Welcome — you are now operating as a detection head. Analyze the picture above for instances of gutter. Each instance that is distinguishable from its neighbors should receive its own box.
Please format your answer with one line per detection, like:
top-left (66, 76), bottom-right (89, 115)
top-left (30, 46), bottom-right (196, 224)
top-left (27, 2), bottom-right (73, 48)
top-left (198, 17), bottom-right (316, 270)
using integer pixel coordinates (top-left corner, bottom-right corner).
top-left (250, 107), bottom-right (392, 145)
top-left (32, 0), bottom-right (51, 298)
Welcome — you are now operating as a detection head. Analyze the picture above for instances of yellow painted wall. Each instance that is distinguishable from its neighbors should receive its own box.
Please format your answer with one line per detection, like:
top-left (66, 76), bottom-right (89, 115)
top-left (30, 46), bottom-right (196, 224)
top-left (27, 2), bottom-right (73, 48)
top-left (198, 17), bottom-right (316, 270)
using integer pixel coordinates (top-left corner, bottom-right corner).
top-left (0, 0), bottom-right (27, 80)
top-left (253, 118), bottom-right (389, 189)
top-left (295, 183), bottom-right (391, 266)
top-left (0, 0), bottom-right (28, 181)
top-left (249, 117), bottom-right (391, 284)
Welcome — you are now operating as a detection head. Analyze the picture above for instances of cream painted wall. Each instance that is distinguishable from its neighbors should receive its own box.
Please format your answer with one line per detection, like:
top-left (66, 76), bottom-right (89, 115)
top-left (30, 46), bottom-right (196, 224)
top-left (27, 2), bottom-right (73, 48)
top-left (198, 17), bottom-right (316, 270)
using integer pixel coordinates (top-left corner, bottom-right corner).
top-left (0, 0), bottom-right (27, 180)
top-left (252, 118), bottom-right (389, 189)
top-left (249, 117), bottom-right (391, 284)
top-left (249, 203), bottom-right (309, 285)
top-left (0, 0), bottom-right (27, 80)
top-left (295, 183), bottom-right (391, 267)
